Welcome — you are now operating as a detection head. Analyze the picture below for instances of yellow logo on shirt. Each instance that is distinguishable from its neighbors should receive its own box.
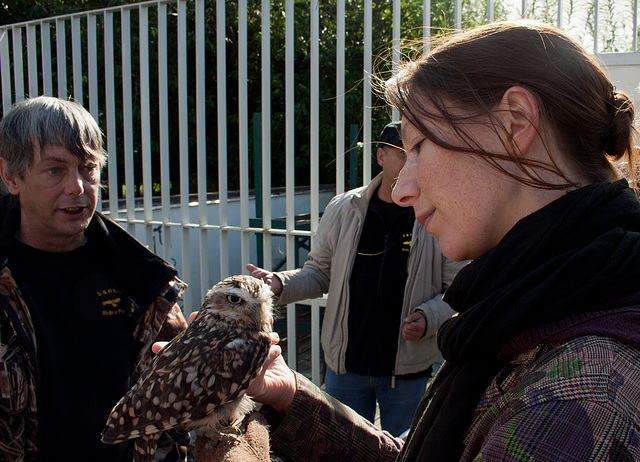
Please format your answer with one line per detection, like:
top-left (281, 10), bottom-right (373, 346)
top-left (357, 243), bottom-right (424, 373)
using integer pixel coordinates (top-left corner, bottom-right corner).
top-left (97, 288), bottom-right (125, 316)
top-left (402, 232), bottom-right (412, 252)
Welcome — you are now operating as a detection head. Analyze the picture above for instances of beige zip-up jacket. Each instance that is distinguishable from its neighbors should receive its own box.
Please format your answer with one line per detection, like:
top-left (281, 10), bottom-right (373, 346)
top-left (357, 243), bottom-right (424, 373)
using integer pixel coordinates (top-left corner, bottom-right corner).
top-left (276, 173), bottom-right (466, 376)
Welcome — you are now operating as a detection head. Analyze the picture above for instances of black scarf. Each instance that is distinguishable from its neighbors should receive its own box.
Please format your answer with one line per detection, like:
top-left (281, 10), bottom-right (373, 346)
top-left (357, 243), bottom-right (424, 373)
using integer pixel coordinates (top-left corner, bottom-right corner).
top-left (398, 179), bottom-right (640, 461)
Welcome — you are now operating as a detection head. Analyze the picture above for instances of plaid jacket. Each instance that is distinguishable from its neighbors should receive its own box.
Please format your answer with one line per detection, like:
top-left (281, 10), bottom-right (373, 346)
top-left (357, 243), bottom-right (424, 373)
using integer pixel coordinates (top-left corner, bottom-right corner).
top-left (0, 212), bottom-right (189, 461)
top-left (264, 334), bottom-right (640, 461)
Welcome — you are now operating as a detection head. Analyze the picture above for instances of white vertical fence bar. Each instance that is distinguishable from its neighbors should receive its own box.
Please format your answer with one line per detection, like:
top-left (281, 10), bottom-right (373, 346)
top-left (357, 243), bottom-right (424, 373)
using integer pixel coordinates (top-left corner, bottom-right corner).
top-left (0, 30), bottom-right (11, 112)
top-left (216, 0), bottom-right (229, 281)
top-left (310, 0), bottom-right (319, 234)
top-left (634, 0), bottom-right (638, 52)
top-left (298, 0), bottom-right (321, 372)
top-left (238, 0), bottom-right (250, 270)
top-left (285, 0), bottom-right (295, 273)
top-left (56, 18), bottom-right (67, 98)
top-left (26, 25), bottom-right (38, 97)
top-left (311, 298), bottom-right (321, 385)
top-left (261, 0), bottom-right (272, 271)
top-left (140, 5), bottom-right (154, 246)
top-left (392, 0), bottom-right (400, 122)
top-left (11, 27), bottom-right (24, 102)
top-left (423, 0), bottom-right (431, 54)
top-left (177, 0), bottom-right (192, 314)
top-left (336, 0), bottom-right (345, 195)
top-left (87, 14), bottom-right (99, 122)
top-left (363, 0), bottom-right (372, 184)
top-left (593, 0), bottom-right (599, 54)
top-left (557, 0), bottom-right (563, 28)
top-left (40, 22), bottom-right (53, 96)
top-left (158, 2), bottom-right (173, 265)
top-left (71, 16), bottom-right (83, 104)
top-left (308, 0), bottom-right (322, 379)
top-left (284, 0), bottom-right (297, 371)
top-left (121, 8), bottom-right (135, 236)
top-left (104, 11), bottom-right (119, 222)
top-left (196, 0), bottom-right (209, 298)
top-left (487, 0), bottom-right (494, 23)
top-left (87, 13), bottom-right (100, 211)
top-left (454, 0), bottom-right (462, 30)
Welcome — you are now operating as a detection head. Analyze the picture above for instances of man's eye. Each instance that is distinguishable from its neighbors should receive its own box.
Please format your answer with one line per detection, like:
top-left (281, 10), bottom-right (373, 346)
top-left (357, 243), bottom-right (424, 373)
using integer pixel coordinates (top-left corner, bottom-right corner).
top-left (227, 295), bottom-right (242, 304)
top-left (48, 167), bottom-right (61, 175)
top-left (84, 163), bottom-right (98, 173)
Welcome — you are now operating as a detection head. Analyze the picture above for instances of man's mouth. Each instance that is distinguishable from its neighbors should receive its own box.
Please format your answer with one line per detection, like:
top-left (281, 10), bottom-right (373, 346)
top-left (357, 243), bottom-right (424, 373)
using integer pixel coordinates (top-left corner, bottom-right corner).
top-left (61, 206), bottom-right (86, 215)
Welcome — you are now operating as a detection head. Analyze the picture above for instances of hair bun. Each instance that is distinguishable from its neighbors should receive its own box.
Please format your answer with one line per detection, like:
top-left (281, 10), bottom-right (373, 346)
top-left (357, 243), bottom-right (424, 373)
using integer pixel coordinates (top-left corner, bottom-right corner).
top-left (604, 90), bottom-right (634, 160)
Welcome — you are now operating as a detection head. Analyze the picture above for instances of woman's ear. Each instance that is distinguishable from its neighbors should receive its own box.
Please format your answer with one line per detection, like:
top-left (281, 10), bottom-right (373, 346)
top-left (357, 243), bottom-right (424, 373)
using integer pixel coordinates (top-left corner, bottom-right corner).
top-left (498, 86), bottom-right (540, 155)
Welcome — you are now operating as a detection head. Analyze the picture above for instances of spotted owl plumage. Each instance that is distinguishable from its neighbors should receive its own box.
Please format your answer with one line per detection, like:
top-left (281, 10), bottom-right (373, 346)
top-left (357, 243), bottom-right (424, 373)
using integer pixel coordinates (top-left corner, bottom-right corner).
top-left (101, 275), bottom-right (274, 461)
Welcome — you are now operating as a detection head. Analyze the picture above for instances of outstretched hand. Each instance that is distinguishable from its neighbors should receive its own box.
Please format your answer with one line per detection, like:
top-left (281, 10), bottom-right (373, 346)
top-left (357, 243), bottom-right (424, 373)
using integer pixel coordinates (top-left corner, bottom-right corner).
top-left (246, 263), bottom-right (283, 295)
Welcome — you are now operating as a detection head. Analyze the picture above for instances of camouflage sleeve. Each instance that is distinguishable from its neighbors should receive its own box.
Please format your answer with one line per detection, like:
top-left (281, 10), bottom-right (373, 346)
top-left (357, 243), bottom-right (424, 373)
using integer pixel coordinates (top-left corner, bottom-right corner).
top-left (131, 278), bottom-right (190, 462)
top-left (155, 299), bottom-right (189, 343)
top-left (132, 278), bottom-right (188, 380)
top-left (262, 372), bottom-right (402, 462)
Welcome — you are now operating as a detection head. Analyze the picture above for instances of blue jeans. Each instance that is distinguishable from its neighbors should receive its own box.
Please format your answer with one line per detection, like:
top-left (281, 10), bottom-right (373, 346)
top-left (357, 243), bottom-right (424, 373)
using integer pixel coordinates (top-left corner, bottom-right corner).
top-left (324, 368), bottom-right (430, 437)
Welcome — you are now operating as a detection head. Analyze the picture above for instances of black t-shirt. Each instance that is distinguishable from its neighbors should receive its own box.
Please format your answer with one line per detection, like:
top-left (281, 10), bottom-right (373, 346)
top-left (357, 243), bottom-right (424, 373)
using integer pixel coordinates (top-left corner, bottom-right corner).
top-left (346, 191), bottom-right (415, 377)
top-left (8, 238), bottom-right (134, 460)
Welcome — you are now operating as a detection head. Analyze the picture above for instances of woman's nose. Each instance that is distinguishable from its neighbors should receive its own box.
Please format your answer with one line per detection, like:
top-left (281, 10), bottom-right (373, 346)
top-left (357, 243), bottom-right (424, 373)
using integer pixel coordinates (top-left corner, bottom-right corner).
top-left (391, 162), bottom-right (419, 207)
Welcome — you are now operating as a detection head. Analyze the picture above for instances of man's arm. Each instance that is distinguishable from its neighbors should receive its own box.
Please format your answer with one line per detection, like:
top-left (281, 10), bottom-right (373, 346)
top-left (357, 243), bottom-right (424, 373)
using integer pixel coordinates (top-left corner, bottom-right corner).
top-left (247, 197), bottom-right (344, 305)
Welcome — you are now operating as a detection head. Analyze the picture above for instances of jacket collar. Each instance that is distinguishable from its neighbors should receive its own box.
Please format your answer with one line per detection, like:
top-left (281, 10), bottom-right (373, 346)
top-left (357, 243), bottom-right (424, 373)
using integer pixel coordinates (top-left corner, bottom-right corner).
top-left (85, 212), bottom-right (178, 311)
top-left (348, 172), bottom-right (384, 209)
top-left (0, 197), bottom-right (178, 312)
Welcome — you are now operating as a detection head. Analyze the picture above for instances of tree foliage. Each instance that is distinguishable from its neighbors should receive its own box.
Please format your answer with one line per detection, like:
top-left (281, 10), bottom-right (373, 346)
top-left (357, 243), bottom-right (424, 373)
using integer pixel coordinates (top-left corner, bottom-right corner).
top-left (12, 0), bottom-right (636, 199)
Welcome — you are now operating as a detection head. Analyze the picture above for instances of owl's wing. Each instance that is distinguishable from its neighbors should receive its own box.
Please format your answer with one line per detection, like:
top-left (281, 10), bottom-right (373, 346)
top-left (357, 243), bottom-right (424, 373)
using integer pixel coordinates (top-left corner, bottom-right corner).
top-left (101, 314), bottom-right (271, 444)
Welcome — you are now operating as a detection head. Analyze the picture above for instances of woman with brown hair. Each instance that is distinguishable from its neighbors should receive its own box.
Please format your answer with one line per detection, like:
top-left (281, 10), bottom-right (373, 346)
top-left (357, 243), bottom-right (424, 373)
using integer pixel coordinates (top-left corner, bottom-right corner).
top-left (248, 20), bottom-right (640, 461)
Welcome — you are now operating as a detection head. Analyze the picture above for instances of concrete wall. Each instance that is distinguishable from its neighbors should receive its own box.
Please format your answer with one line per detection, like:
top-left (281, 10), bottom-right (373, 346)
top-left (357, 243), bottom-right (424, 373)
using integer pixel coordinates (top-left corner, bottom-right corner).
top-left (599, 53), bottom-right (640, 108)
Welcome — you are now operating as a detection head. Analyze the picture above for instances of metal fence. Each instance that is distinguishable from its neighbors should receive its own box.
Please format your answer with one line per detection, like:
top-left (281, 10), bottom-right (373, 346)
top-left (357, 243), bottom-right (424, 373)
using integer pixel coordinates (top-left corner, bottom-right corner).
top-left (1, 0), bottom-right (639, 384)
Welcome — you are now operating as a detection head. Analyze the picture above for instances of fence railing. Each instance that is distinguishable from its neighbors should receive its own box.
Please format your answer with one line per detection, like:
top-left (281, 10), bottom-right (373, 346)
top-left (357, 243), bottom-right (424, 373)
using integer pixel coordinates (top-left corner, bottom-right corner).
top-left (1, 0), bottom-right (639, 384)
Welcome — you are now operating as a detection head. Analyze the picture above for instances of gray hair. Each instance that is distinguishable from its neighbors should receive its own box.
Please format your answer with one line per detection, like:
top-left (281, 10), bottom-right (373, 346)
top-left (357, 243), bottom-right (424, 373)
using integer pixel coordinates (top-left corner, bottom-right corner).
top-left (0, 96), bottom-right (107, 197)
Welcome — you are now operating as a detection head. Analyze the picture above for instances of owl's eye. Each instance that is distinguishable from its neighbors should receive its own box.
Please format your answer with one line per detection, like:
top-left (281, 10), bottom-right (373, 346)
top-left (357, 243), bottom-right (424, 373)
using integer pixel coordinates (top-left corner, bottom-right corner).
top-left (227, 294), bottom-right (242, 304)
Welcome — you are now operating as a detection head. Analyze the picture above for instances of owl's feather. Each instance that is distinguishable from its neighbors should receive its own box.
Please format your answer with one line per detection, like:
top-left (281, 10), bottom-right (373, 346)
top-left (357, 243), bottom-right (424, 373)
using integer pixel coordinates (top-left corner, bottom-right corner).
top-left (101, 275), bottom-right (273, 460)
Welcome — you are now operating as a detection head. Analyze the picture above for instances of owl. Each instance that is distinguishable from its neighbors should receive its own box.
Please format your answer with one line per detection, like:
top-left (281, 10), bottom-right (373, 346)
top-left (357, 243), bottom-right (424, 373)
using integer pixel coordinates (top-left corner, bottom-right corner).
top-left (101, 274), bottom-right (274, 461)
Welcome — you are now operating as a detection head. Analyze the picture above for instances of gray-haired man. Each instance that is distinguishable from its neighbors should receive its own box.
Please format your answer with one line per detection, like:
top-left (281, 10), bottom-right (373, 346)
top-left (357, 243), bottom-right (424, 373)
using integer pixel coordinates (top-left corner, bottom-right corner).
top-left (0, 97), bottom-right (188, 460)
